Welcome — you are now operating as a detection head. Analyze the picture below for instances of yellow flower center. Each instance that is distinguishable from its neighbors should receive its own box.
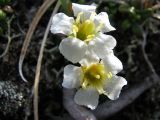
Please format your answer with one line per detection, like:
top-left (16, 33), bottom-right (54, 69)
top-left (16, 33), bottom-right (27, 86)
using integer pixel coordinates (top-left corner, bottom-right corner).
top-left (81, 63), bottom-right (112, 94)
top-left (76, 20), bottom-right (96, 41)
top-left (71, 12), bottom-right (102, 43)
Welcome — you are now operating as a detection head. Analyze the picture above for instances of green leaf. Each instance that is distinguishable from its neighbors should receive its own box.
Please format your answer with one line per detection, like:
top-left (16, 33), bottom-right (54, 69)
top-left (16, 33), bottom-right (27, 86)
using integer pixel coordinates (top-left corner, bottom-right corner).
top-left (132, 24), bottom-right (141, 36)
top-left (121, 20), bottom-right (131, 31)
top-left (0, 0), bottom-right (11, 4)
top-left (0, 9), bottom-right (6, 20)
top-left (59, 0), bottom-right (72, 15)
top-left (0, 27), bottom-right (3, 35)
top-left (118, 4), bottom-right (130, 13)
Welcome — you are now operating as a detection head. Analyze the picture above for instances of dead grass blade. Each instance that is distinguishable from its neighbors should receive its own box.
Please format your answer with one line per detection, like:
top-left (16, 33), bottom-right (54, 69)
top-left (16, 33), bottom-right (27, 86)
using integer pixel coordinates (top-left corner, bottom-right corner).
top-left (33, 1), bottom-right (60, 120)
top-left (19, 0), bottom-right (56, 82)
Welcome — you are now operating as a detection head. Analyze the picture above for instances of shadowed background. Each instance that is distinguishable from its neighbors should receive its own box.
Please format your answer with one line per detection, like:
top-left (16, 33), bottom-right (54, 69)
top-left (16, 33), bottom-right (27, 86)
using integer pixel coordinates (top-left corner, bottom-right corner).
top-left (0, 0), bottom-right (160, 120)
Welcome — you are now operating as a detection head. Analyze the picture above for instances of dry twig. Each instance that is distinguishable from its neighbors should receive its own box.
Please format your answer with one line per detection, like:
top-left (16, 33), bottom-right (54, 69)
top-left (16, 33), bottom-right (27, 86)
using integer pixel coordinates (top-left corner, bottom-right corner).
top-left (0, 16), bottom-right (21, 58)
top-left (33, 1), bottom-right (60, 120)
top-left (18, 0), bottom-right (56, 82)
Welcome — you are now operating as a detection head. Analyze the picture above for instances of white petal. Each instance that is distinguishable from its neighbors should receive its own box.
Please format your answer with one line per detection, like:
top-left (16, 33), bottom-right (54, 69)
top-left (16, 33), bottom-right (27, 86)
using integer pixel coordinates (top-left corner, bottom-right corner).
top-left (50, 13), bottom-right (74, 35)
top-left (79, 51), bottom-right (99, 66)
top-left (74, 88), bottom-right (99, 109)
top-left (59, 37), bottom-right (87, 63)
top-left (88, 33), bottom-right (117, 58)
top-left (104, 75), bottom-right (127, 100)
top-left (94, 12), bottom-right (115, 32)
top-left (62, 65), bottom-right (82, 89)
top-left (103, 53), bottom-right (123, 74)
top-left (72, 3), bottom-right (96, 20)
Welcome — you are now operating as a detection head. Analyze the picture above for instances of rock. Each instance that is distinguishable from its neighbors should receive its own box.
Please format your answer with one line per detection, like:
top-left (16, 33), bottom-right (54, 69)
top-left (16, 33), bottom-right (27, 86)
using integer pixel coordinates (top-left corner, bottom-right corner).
top-left (0, 80), bottom-right (26, 116)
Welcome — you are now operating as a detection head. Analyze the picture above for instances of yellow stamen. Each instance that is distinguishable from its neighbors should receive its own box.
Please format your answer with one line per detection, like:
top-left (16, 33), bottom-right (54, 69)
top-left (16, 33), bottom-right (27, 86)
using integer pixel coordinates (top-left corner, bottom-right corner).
top-left (70, 12), bottom-right (105, 44)
top-left (89, 12), bottom-right (96, 21)
top-left (81, 63), bottom-right (112, 94)
top-left (76, 12), bottom-right (83, 24)
top-left (70, 12), bottom-right (98, 43)
top-left (95, 75), bottom-right (100, 79)
top-left (72, 25), bottom-right (78, 37)
top-left (107, 72), bottom-right (112, 79)
top-left (76, 20), bottom-right (96, 41)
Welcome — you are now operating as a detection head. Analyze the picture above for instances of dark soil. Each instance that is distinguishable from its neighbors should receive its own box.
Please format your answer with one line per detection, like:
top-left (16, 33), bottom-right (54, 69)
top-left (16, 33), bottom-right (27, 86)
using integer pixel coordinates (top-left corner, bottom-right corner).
top-left (0, 0), bottom-right (160, 120)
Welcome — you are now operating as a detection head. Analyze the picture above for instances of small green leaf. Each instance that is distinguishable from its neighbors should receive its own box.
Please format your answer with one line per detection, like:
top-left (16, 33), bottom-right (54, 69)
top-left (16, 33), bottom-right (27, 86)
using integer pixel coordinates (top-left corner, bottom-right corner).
top-left (0, 27), bottom-right (3, 35)
top-left (121, 20), bottom-right (131, 31)
top-left (132, 25), bottom-right (141, 36)
top-left (78, 0), bottom-right (85, 4)
top-left (0, 0), bottom-right (11, 4)
top-left (118, 4), bottom-right (130, 13)
top-left (108, 2), bottom-right (116, 7)
top-left (0, 9), bottom-right (6, 20)
top-left (59, 0), bottom-right (72, 15)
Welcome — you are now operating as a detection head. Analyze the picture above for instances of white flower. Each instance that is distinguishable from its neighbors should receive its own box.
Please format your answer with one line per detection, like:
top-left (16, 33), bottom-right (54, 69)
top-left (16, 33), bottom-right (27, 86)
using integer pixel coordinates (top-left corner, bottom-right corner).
top-left (50, 3), bottom-right (116, 63)
top-left (62, 52), bottom-right (127, 109)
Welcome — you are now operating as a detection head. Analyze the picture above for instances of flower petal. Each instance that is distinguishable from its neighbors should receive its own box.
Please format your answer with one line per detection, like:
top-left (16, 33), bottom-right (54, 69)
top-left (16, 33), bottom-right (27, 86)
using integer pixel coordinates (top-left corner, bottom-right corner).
top-left (50, 13), bottom-right (74, 35)
top-left (94, 12), bottom-right (115, 32)
top-left (104, 75), bottom-right (127, 100)
top-left (62, 65), bottom-right (82, 89)
top-left (59, 37), bottom-right (87, 63)
top-left (88, 33), bottom-right (117, 58)
top-left (103, 53), bottom-right (123, 74)
top-left (74, 88), bottom-right (99, 109)
top-left (72, 3), bottom-right (96, 20)
top-left (79, 51), bottom-right (99, 66)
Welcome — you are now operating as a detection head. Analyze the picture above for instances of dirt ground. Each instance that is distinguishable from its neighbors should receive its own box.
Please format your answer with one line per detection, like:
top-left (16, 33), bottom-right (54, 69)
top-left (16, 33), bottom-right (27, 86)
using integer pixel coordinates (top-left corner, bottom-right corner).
top-left (0, 0), bottom-right (160, 120)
